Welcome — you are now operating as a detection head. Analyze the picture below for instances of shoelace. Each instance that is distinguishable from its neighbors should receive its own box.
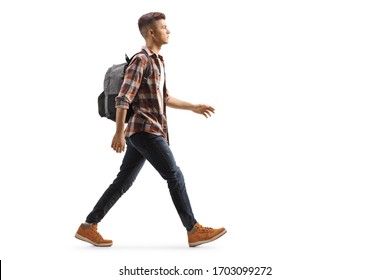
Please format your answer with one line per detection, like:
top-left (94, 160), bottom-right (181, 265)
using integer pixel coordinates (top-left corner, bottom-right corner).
top-left (91, 226), bottom-right (104, 240)
top-left (197, 225), bottom-right (213, 232)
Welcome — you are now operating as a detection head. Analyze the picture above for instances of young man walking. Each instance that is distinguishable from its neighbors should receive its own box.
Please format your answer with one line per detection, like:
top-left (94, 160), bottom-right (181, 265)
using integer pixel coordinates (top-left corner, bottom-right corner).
top-left (75, 12), bottom-right (226, 247)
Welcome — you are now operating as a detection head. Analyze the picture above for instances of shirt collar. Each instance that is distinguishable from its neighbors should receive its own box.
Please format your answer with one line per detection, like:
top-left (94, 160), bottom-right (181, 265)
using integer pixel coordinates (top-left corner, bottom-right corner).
top-left (142, 46), bottom-right (164, 61)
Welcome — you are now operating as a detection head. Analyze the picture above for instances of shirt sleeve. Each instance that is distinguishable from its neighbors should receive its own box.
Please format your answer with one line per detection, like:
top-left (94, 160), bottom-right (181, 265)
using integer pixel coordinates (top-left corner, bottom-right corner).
top-left (164, 88), bottom-right (170, 103)
top-left (115, 55), bottom-right (147, 109)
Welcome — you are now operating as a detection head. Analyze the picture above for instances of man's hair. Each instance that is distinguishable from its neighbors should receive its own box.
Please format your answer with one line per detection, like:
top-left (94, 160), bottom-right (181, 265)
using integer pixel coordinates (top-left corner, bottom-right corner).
top-left (138, 12), bottom-right (166, 38)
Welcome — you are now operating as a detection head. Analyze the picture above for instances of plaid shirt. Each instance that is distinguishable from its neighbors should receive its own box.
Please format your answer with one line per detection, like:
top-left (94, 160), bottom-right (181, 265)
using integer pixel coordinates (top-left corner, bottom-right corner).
top-left (115, 47), bottom-right (170, 141)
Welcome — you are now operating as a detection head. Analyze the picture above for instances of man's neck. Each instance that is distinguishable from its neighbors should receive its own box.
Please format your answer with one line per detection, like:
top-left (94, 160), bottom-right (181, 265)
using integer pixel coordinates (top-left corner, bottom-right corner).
top-left (146, 42), bottom-right (162, 55)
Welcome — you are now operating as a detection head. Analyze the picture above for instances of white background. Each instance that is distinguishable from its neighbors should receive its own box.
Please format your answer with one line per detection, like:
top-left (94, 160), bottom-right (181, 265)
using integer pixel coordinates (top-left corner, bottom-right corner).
top-left (1, 0), bottom-right (389, 279)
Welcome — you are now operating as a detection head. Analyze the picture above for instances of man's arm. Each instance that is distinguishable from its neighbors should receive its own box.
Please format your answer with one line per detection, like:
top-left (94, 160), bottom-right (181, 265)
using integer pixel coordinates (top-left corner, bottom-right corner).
top-left (111, 108), bottom-right (127, 153)
top-left (166, 96), bottom-right (215, 118)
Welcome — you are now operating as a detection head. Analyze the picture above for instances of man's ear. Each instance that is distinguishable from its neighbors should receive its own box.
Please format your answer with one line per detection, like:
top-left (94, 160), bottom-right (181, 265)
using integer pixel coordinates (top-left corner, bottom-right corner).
top-left (148, 28), bottom-right (154, 37)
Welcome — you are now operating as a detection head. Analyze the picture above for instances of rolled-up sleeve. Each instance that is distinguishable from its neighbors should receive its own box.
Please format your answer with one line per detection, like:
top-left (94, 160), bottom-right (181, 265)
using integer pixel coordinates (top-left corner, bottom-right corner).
top-left (165, 89), bottom-right (170, 103)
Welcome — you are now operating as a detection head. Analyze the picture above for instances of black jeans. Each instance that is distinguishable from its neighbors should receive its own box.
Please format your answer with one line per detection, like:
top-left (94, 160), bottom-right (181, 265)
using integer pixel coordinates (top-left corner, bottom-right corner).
top-left (86, 132), bottom-right (197, 231)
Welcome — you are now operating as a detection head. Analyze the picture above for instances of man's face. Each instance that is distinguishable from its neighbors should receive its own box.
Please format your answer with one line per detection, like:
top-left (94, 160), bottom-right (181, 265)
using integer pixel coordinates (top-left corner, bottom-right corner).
top-left (151, 19), bottom-right (170, 45)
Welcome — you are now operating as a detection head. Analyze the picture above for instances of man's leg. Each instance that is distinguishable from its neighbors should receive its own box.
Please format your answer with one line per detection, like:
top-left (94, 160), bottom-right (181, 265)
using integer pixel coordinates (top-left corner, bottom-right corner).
top-left (130, 132), bottom-right (226, 246)
top-left (75, 138), bottom-right (146, 246)
top-left (130, 132), bottom-right (195, 230)
top-left (86, 138), bottom-right (146, 223)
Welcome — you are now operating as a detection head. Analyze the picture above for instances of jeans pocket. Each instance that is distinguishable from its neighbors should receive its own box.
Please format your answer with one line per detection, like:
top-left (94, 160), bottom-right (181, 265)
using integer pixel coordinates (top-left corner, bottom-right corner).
top-left (130, 132), bottom-right (159, 149)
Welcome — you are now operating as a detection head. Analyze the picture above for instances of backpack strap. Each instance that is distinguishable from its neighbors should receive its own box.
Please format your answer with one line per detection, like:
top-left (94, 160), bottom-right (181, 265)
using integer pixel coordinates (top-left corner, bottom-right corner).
top-left (125, 49), bottom-right (151, 85)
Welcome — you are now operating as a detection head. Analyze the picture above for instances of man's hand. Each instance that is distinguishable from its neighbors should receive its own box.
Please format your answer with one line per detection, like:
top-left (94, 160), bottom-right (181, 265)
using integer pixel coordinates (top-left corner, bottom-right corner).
top-left (191, 104), bottom-right (215, 118)
top-left (111, 131), bottom-right (126, 153)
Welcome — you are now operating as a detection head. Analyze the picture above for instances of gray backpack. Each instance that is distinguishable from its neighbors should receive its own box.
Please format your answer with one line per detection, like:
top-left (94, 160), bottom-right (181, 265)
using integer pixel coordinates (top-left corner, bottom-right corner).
top-left (98, 49), bottom-right (151, 122)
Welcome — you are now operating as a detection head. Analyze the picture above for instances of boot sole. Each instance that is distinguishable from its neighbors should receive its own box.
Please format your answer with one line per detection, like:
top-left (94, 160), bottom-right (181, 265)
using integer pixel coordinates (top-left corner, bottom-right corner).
top-left (75, 233), bottom-right (113, 247)
top-left (189, 229), bottom-right (227, 247)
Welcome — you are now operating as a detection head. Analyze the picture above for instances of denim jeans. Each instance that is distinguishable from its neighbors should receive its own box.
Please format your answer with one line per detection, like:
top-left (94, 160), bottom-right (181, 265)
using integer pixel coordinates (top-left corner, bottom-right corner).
top-left (86, 132), bottom-right (197, 231)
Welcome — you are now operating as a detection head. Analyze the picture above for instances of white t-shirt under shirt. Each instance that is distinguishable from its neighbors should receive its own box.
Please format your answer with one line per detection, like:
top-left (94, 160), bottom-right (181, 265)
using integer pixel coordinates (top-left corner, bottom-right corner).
top-left (157, 57), bottom-right (165, 114)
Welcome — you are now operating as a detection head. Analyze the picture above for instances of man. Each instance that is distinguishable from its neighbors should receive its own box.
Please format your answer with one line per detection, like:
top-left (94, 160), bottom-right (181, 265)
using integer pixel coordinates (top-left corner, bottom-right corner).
top-left (75, 12), bottom-right (226, 247)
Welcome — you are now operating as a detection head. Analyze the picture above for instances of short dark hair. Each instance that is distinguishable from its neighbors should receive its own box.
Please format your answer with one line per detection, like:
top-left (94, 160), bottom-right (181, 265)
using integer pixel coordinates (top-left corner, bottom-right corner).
top-left (138, 12), bottom-right (166, 38)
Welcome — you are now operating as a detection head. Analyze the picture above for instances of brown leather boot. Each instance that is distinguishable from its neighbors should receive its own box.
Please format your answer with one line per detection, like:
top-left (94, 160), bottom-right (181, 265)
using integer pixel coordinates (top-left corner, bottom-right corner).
top-left (75, 223), bottom-right (113, 247)
top-left (188, 223), bottom-right (226, 247)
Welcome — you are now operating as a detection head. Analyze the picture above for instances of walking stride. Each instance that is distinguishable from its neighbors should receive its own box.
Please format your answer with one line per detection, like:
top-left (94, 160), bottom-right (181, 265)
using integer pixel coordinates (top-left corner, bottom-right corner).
top-left (75, 12), bottom-right (226, 247)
